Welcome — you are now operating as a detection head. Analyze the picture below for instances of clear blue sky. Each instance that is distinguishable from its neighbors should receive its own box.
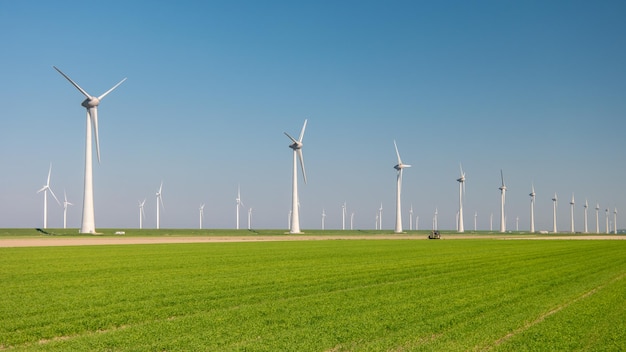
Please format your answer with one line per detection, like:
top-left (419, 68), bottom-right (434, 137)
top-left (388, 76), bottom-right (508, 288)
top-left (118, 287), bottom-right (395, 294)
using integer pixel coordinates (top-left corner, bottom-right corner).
top-left (1, 1), bottom-right (624, 231)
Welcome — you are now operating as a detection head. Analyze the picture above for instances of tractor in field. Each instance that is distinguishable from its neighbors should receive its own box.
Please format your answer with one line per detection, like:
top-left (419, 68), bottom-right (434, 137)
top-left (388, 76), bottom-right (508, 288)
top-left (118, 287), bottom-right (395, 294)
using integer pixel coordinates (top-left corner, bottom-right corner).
top-left (428, 230), bottom-right (441, 239)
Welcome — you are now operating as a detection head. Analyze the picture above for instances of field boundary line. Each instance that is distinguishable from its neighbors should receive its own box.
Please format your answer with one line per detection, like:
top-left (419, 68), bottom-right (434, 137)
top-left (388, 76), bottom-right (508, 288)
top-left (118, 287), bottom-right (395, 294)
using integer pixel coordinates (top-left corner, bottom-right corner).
top-left (482, 272), bottom-right (626, 351)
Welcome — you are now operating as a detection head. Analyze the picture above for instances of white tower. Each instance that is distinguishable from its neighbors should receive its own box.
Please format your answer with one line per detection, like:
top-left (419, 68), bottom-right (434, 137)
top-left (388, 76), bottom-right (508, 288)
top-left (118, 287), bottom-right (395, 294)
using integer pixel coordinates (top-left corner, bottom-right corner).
top-left (529, 184), bottom-right (536, 233)
top-left (393, 141), bottom-right (411, 233)
top-left (583, 200), bottom-right (589, 233)
top-left (614, 208), bottom-right (618, 234)
top-left (284, 120), bottom-right (308, 234)
top-left (199, 204), bottom-right (205, 229)
top-left (595, 203), bottom-right (600, 233)
top-left (499, 170), bottom-right (507, 233)
top-left (409, 204), bottom-right (414, 231)
top-left (156, 182), bottom-right (164, 229)
top-left (321, 209), bottom-right (326, 230)
top-left (552, 193), bottom-right (558, 233)
top-left (37, 164), bottom-right (60, 229)
top-left (53, 67), bottom-right (126, 234)
top-left (570, 194), bottom-right (575, 233)
top-left (457, 165), bottom-right (466, 233)
top-left (605, 209), bottom-right (610, 234)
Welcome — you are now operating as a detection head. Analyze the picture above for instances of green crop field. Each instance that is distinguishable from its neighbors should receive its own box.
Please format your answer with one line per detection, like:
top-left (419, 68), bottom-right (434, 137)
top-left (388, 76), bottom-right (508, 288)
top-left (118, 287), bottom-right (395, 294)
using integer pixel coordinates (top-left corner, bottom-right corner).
top-left (1, 236), bottom-right (625, 351)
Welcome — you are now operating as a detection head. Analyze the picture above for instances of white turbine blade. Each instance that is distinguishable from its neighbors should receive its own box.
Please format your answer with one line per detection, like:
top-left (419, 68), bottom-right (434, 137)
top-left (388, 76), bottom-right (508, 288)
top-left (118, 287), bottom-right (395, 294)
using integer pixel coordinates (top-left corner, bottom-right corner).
top-left (159, 181), bottom-right (163, 194)
top-left (37, 185), bottom-right (47, 194)
top-left (298, 149), bottom-right (307, 184)
top-left (53, 66), bottom-right (92, 99)
top-left (48, 187), bottom-right (61, 206)
top-left (284, 132), bottom-right (297, 144)
top-left (298, 119), bottom-right (308, 142)
top-left (393, 140), bottom-right (402, 164)
top-left (89, 108), bottom-right (101, 163)
top-left (500, 169), bottom-right (505, 187)
top-left (46, 164), bottom-right (52, 186)
top-left (98, 77), bottom-right (127, 100)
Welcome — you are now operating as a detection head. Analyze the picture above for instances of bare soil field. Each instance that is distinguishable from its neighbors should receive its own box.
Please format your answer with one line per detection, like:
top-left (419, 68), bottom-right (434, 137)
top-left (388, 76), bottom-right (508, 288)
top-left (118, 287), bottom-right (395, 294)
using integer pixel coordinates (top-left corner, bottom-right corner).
top-left (0, 234), bottom-right (623, 247)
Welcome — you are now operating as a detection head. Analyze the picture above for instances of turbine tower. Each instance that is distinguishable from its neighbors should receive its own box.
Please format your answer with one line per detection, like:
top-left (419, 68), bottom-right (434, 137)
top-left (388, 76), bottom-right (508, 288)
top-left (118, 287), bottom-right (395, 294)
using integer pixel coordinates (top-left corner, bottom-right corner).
top-left (569, 194), bottom-right (575, 233)
top-left (378, 203), bottom-right (383, 230)
top-left (138, 199), bottom-right (146, 229)
top-left (584, 199), bottom-right (589, 233)
top-left (350, 212), bottom-right (355, 230)
top-left (614, 208), bottom-right (618, 234)
top-left (409, 204), bottom-right (414, 231)
top-left (552, 193), bottom-right (558, 233)
top-left (199, 204), bottom-right (205, 229)
top-left (321, 209), bottom-right (326, 230)
top-left (529, 184), bottom-right (536, 233)
top-left (236, 185), bottom-right (244, 230)
top-left (63, 191), bottom-right (73, 229)
top-left (595, 203), bottom-right (600, 233)
top-left (284, 119), bottom-right (308, 234)
top-left (37, 164), bottom-right (60, 229)
top-left (457, 164), bottom-right (466, 233)
top-left (393, 140), bottom-right (411, 233)
top-left (248, 208), bottom-right (252, 230)
top-left (53, 66), bottom-right (126, 234)
top-left (474, 211), bottom-right (477, 231)
top-left (499, 170), bottom-right (507, 233)
top-left (156, 182), bottom-right (164, 229)
top-left (605, 208), bottom-right (609, 234)
top-left (342, 202), bottom-right (346, 230)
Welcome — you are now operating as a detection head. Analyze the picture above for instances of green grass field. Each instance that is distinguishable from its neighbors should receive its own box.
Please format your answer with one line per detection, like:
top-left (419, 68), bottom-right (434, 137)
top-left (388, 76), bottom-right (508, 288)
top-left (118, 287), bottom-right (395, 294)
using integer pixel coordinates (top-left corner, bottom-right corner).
top-left (1, 234), bottom-right (625, 351)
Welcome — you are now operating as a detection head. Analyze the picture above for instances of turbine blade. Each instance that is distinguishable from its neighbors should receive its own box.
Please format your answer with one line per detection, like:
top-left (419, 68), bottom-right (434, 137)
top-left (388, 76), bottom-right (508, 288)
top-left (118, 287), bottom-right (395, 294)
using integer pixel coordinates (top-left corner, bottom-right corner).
top-left (159, 181), bottom-right (163, 194)
top-left (37, 186), bottom-right (47, 193)
top-left (98, 77), bottom-right (127, 100)
top-left (298, 119), bottom-right (308, 142)
top-left (48, 187), bottom-right (61, 206)
top-left (500, 169), bottom-right (505, 187)
top-left (88, 108), bottom-right (101, 163)
top-left (393, 140), bottom-right (402, 164)
top-left (46, 164), bottom-right (52, 186)
top-left (53, 66), bottom-right (92, 99)
top-left (284, 132), bottom-right (297, 144)
top-left (298, 149), bottom-right (307, 184)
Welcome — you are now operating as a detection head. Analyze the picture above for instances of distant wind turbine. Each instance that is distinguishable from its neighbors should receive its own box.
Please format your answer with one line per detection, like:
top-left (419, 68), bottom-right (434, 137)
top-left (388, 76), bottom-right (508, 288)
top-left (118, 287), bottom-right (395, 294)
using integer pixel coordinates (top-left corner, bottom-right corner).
top-left (595, 203), bottom-right (600, 233)
top-left (552, 193), bottom-right (558, 233)
top-left (37, 164), bottom-right (61, 229)
top-left (156, 182), bottom-right (164, 229)
top-left (409, 204), bottom-right (414, 231)
top-left (342, 202), bottom-right (347, 230)
top-left (321, 209), bottom-right (326, 230)
top-left (583, 199), bottom-right (589, 233)
top-left (284, 120), bottom-right (308, 234)
top-left (457, 164), bottom-right (466, 233)
top-left (63, 191), bottom-right (73, 229)
top-left (499, 170), bottom-right (507, 233)
top-left (248, 208), bottom-right (252, 230)
top-left (474, 211), bottom-right (477, 231)
top-left (138, 199), bottom-right (146, 229)
top-left (236, 185), bottom-right (244, 230)
top-left (570, 194), bottom-right (575, 233)
top-left (378, 203), bottom-right (383, 230)
top-left (393, 140), bottom-right (411, 233)
top-left (199, 204), bottom-right (205, 229)
top-left (614, 208), bottom-right (618, 234)
top-left (529, 184), bottom-right (536, 233)
top-left (350, 212), bottom-right (355, 230)
top-left (605, 208), bottom-right (609, 234)
top-left (53, 66), bottom-right (126, 234)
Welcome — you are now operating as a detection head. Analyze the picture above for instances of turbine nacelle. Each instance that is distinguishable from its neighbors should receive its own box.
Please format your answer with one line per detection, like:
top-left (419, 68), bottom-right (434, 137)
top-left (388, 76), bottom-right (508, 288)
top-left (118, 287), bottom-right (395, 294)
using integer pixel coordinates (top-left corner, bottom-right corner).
top-left (81, 97), bottom-right (100, 109)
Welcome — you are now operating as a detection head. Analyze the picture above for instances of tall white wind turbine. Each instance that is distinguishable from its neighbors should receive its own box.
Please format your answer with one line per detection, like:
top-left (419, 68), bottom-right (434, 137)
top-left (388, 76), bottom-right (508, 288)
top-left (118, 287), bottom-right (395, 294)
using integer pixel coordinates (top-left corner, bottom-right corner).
top-left (569, 194), bottom-right (575, 233)
top-left (199, 204), bottom-right (205, 229)
top-left (138, 199), bottom-right (146, 229)
top-left (457, 164), bottom-right (466, 233)
top-left (499, 170), bottom-right (507, 233)
top-left (595, 203), bottom-right (600, 233)
top-left (53, 66), bottom-right (126, 234)
top-left (236, 185), bottom-right (244, 230)
top-left (37, 164), bottom-right (61, 229)
top-left (63, 191), bottom-right (73, 229)
top-left (342, 202), bottom-right (347, 230)
top-left (529, 184), bottom-right (536, 233)
top-left (321, 209), bottom-right (326, 230)
top-left (378, 203), bottom-right (383, 230)
top-left (248, 208), bottom-right (252, 230)
top-left (393, 140), bottom-right (411, 233)
top-left (605, 208), bottom-right (609, 234)
top-left (156, 182), bottom-right (164, 229)
top-left (552, 193), bottom-right (558, 233)
top-left (409, 204), bottom-right (414, 231)
top-left (614, 208), bottom-right (618, 234)
top-left (583, 199), bottom-right (589, 233)
top-left (284, 119), bottom-right (308, 234)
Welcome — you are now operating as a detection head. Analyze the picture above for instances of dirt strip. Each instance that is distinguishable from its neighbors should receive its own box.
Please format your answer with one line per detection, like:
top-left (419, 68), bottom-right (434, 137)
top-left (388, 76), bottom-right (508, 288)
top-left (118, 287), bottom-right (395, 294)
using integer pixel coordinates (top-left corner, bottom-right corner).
top-left (0, 235), bottom-right (623, 248)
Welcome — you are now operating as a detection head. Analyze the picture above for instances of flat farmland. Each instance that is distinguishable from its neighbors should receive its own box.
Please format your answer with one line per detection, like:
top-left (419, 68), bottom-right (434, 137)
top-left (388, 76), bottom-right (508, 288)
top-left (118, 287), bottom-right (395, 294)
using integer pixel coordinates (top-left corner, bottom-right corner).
top-left (1, 237), bottom-right (625, 351)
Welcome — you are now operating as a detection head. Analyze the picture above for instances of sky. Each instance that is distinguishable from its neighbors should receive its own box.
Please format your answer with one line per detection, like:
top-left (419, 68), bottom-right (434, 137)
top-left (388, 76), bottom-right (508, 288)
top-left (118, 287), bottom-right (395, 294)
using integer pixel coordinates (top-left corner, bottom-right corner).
top-left (1, 1), bottom-right (625, 232)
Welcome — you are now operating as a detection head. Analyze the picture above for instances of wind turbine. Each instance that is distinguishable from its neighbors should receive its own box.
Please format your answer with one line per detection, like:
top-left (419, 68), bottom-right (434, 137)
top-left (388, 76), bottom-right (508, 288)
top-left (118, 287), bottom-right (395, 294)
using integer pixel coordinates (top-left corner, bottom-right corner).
top-left (457, 164), bottom-right (466, 233)
top-left (570, 194), bottom-right (575, 233)
top-left (605, 208), bottom-right (609, 234)
top-left (529, 184), bottom-right (536, 233)
top-left (37, 164), bottom-right (61, 229)
top-left (595, 203), bottom-right (600, 233)
top-left (433, 207), bottom-right (439, 231)
top-left (236, 185), bottom-right (244, 230)
top-left (393, 140), bottom-right (411, 233)
top-left (63, 191), bottom-right (73, 229)
top-left (284, 119), bottom-right (308, 234)
top-left (614, 208), bottom-right (618, 234)
top-left (409, 204), bottom-right (414, 231)
top-left (53, 66), bottom-right (126, 234)
top-left (342, 202), bottom-right (346, 230)
top-left (248, 208), bottom-right (253, 230)
top-left (378, 203), bottom-right (383, 230)
top-left (498, 170), bottom-right (507, 232)
top-left (156, 182), bottom-right (164, 229)
top-left (474, 211), bottom-right (477, 231)
top-left (199, 204), bottom-right (205, 229)
top-left (138, 199), bottom-right (146, 229)
top-left (350, 212), bottom-right (355, 230)
top-left (552, 193), bottom-right (558, 233)
top-left (321, 209), bottom-right (326, 230)
top-left (584, 199), bottom-right (589, 233)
